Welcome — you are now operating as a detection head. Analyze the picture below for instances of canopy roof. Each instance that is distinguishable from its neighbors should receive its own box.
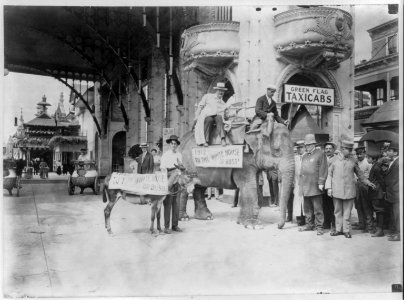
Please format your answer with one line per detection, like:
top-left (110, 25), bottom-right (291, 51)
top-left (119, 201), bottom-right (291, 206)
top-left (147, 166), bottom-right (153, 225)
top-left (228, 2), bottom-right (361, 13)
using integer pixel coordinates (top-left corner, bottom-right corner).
top-left (362, 100), bottom-right (399, 125)
top-left (4, 6), bottom-right (193, 81)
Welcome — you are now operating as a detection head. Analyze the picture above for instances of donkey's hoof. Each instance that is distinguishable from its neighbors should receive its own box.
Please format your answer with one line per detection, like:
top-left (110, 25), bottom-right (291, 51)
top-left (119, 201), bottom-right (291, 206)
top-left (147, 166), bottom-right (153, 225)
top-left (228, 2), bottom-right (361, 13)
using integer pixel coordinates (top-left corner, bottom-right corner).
top-left (107, 229), bottom-right (113, 235)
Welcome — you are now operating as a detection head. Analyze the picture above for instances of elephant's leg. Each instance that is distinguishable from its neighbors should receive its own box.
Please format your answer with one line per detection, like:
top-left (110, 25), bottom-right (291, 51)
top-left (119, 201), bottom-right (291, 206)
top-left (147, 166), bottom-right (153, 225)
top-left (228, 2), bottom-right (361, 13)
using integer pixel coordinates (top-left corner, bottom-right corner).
top-left (104, 189), bottom-right (121, 234)
top-left (179, 189), bottom-right (190, 221)
top-left (233, 169), bottom-right (263, 229)
top-left (193, 186), bottom-right (213, 220)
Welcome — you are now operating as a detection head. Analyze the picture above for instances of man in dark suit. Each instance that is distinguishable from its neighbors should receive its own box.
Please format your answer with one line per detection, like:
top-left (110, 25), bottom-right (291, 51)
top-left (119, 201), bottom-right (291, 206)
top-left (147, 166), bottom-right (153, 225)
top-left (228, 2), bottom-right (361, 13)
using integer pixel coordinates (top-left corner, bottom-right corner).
top-left (250, 85), bottom-right (289, 130)
top-left (137, 142), bottom-right (155, 205)
top-left (298, 134), bottom-right (328, 235)
top-left (384, 141), bottom-right (400, 241)
top-left (137, 143), bottom-right (154, 174)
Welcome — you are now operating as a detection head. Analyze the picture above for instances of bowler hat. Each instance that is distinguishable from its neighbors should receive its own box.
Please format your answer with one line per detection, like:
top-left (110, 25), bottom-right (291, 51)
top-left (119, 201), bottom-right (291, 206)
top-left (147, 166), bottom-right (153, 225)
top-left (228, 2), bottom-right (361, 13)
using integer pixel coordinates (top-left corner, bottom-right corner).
top-left (213, 82), bottom-right (228, 91)
top-left (80, 148), bottom-right (88, 152)
top-left (341, 140), bottom-right (354, 149)
top-left (324, 141), bottom-right (336, 149)
top-left (140, 142), bottom-right (148, 148)
top-left (267, 84), bottom-right (277, 91)
top-left (304, 134), bottom-right (317, 145)
top-left (166, 135), bottom-right (180, 145)
top-left (388, 141), bottom-right (399, 151)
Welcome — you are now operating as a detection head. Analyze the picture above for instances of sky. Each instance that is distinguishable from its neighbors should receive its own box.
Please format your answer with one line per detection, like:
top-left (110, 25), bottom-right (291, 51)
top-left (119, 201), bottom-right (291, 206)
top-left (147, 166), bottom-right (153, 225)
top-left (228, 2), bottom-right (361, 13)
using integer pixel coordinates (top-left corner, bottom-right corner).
top-left (1, 4), bottom-right (399, 145)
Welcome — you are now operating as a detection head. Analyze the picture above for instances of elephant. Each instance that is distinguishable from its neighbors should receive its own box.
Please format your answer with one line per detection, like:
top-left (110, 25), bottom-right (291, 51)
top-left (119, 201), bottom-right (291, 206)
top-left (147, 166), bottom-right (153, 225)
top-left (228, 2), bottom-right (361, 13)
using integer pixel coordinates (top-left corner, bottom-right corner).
top-left (178, 114), bottom-right (295, 229)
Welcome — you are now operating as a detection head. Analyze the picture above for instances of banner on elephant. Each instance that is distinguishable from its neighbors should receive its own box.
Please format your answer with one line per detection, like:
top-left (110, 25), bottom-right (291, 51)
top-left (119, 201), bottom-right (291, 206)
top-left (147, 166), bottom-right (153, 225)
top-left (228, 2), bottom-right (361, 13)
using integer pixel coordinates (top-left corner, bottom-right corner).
top-left (108, 172), bottom-right (169, 195)
top-left (192, 145), bottom-right (243, 168)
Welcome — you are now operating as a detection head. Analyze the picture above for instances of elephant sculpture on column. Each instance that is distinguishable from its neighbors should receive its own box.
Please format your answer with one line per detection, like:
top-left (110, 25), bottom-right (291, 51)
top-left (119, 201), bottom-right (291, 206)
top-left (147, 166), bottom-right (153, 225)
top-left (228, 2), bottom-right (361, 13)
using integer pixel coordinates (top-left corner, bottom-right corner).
top-left (178, 114), bottom-right (295, 229)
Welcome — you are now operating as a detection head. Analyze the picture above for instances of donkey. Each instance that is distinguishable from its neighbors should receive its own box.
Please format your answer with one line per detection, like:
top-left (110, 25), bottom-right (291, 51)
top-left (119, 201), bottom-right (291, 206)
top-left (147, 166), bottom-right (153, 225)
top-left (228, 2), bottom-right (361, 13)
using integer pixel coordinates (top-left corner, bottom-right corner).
top-left (102, 164), bottom-right (194, 235)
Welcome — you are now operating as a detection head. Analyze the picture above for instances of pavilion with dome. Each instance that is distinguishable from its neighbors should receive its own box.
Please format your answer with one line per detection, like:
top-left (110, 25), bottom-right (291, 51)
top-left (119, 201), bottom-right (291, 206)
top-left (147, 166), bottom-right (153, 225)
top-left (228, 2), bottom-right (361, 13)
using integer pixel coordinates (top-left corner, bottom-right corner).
top-left (13, 93), bottom-right (87, 171)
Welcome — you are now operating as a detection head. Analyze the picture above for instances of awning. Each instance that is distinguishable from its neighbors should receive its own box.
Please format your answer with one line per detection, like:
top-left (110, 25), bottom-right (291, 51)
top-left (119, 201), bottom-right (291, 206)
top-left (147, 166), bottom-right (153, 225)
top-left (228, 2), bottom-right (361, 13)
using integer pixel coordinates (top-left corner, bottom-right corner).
top-left (362, 100), bottom-right (399, 125)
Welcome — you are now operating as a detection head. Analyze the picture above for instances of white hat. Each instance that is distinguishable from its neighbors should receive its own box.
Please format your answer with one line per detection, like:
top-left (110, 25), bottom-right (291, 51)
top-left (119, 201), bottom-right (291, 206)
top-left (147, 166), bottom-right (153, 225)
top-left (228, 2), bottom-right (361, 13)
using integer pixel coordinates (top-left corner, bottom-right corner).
top-left (140, 142), bottom-right (148, 148)
top-left (213, 82), bottom-right (228, 91)
top-left (267, 84), bottom-right (277, 91)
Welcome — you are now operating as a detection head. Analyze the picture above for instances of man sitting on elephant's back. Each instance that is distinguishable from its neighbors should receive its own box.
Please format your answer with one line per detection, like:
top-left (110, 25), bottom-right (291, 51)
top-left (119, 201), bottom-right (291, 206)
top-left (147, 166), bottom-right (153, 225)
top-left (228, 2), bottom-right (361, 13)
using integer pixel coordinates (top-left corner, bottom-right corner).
top-left (250, 85), bottom-right (289, 131)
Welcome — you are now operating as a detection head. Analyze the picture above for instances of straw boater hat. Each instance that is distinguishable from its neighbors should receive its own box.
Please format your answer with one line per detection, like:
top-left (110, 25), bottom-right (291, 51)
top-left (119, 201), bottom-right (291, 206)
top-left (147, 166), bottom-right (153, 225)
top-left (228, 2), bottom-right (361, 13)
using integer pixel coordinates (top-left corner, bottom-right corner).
top-left (304, 134), bottom-right (317, 145)
top-left (166, 135), bottom-right (180, 145)
top-left (296, 140), bottom-right (305, 147)
top-left (267, 84), bottom-right (277, 91)
top-left (341, 140), bottom-right (354, 149)
top-left (213, 82), bottom-right (228, 91)
top-left (140, 142), bottom-right (148, 148)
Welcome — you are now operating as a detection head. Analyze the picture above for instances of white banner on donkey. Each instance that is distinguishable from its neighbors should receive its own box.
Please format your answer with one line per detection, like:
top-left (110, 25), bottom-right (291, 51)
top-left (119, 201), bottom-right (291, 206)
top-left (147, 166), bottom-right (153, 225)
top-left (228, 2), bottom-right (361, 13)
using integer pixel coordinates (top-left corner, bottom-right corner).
top-left (108, 172), bottom-right (169, 195)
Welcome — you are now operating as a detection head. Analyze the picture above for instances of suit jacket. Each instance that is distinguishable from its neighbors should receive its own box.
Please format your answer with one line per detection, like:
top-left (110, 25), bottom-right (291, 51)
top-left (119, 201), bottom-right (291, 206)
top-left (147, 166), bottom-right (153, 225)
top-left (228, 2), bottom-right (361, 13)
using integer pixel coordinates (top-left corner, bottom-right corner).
top-left (384, 158), bottom-right (399, 204)
top-left (368, 162), bottom-right (386, 201)
top-left (254, 95), bottom-right (285, 123)
top-left (325, 153), bottom-right (370, 200)
top-left (299, 148), bottom-right (328, 197)
top-left (137, 152), bottom-right (154, 174)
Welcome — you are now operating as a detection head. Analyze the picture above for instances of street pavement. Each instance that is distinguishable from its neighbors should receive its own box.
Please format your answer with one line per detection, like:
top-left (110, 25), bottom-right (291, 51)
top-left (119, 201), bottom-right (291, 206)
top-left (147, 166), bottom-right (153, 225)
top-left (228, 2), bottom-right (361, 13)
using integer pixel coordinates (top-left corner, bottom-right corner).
top-left (2, 180), bottom-right (402, 298)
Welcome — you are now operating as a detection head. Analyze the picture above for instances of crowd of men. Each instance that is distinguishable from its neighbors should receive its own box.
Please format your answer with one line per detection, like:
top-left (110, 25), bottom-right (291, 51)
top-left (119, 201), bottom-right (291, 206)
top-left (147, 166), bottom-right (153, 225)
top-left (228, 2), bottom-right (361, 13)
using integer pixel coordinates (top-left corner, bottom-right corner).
top-left (191, 82), bottom-right (400, 241)
top-left (288, 135), bottom-right (400, 241)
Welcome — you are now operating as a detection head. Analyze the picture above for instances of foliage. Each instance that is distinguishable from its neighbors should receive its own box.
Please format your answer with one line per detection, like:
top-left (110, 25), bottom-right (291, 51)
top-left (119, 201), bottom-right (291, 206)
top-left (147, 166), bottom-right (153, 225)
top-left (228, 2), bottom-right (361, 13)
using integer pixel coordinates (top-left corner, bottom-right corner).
top-left (128, 144), bottom-right (142, 159)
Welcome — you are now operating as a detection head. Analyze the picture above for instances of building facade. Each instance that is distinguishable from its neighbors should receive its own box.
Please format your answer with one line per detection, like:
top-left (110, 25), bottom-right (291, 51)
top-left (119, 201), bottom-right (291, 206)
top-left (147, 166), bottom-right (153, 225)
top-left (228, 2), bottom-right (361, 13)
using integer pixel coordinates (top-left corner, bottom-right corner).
top-left (354, 18), bottom-right (399, 140)
top-left (4, 6), bottom-right (358, 176)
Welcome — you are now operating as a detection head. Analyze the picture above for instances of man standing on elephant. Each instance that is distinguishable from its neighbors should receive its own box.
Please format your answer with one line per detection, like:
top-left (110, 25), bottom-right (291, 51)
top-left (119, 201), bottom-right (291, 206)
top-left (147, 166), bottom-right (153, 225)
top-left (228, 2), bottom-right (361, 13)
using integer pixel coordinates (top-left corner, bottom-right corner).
top-left (193, 82), bottom-right (228, 147)
top-left (249, 85), bottom-right (289, 131)
top-left (298, 134), bottom-right (328, 235)
top-left (160, 135), bottom-right (183, 234)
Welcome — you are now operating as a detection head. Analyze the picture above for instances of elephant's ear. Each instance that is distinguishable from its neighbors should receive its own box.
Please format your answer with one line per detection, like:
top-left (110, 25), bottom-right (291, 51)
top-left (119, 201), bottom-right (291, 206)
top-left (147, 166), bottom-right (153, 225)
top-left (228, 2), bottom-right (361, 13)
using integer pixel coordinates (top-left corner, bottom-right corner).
top-left (245, 131), bottom-right (260, 155)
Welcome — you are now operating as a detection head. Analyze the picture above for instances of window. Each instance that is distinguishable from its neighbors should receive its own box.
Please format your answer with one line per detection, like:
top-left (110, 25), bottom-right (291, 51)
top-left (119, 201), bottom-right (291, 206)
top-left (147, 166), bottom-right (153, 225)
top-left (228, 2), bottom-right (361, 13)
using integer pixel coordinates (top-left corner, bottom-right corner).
top-left (376, 88), bottom-right (384, 105)
top-left (354, 90), bottom-right (371, 108)
top-left (387, 34), bottom-right (397, 55)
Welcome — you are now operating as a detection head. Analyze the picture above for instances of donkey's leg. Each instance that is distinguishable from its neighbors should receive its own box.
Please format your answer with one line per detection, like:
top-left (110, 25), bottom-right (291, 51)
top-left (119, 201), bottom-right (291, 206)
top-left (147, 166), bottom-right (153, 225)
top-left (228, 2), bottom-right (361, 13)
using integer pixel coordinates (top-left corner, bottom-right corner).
top-left (150, 198), bottom-right (157, 234)
top-left (104, 189), bottom-right (121, 234)
top-left (156, 198), bottom-right (164, 232)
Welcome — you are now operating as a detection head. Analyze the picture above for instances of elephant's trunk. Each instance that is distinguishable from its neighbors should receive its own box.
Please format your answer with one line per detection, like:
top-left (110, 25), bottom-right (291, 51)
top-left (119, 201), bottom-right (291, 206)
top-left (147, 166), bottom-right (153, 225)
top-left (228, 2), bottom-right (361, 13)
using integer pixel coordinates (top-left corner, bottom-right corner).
top-left (277, 153), bottom-right (295, 229)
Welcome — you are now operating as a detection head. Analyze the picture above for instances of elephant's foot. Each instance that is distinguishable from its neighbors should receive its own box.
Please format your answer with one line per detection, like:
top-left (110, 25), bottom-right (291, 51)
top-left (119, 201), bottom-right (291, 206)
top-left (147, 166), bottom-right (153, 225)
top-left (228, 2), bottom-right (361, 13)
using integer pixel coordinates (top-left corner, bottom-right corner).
top-left (180, 211), bottom-right (190, 221)
top-left (194, 207), bottom-right (213, 220)
top-left (244, 218), bottom-right (264, 230)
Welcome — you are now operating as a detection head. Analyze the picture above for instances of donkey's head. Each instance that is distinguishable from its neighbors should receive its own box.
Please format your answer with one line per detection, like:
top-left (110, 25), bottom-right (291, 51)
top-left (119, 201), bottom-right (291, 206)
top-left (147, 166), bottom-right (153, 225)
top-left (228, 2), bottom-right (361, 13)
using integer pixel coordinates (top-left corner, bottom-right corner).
top-left (168, 162), bottom-right (195, 193)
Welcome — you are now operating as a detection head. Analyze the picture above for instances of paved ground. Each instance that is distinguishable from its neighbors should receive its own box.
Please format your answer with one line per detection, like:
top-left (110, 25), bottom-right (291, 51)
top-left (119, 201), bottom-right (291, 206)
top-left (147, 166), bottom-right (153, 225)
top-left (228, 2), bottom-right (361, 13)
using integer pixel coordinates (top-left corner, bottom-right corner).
top-left (2, 180), bottom-right (402, 298)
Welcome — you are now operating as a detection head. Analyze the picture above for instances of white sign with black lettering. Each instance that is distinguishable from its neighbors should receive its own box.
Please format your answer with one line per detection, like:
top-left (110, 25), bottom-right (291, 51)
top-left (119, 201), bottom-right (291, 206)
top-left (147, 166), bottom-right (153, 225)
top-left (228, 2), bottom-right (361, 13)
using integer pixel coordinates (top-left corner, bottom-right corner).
top-left (284, 84), bottom-right (334, 106)
top-left (192, 145), bottom-right (243, 168)
top-left (108, 172), bottom-right (169, 195)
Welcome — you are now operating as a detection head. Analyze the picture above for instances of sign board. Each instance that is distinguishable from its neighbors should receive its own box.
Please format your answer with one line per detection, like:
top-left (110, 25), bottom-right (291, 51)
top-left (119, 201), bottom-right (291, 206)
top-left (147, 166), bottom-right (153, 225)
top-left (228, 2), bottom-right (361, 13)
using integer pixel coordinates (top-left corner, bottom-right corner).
top-left (163, 127), bottom-right (175, 153)
top-left (284, 84), bottom-right (334, 106)
top-left (108, 172), bottom-right (169, 195)
top-left (192, 145), bottom-right (243, 168)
